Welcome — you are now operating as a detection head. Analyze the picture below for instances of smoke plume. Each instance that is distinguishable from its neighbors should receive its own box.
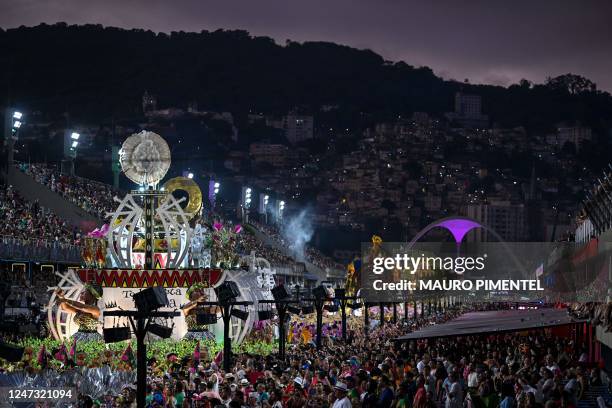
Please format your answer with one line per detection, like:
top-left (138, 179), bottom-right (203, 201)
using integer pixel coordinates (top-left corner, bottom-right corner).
top-left (281, 208), bottom-right (314, 261)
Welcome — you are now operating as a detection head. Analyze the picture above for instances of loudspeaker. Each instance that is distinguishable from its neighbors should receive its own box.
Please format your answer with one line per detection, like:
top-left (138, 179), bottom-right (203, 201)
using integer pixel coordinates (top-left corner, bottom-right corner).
top-left (301, 305), bottom-right (315, 314)
top-left (148, 323), bottom-right (173, 339)
top-left (258, 310), bottom-right (274, 321)
top-left (334, 289), bottom-right (346, 298)
top-left (103, 327), bottom-right (131, 343)
top-left (287, 305), bottom-right (302, 315)
top-left (231, 308), bottom-right (249, 321)
top-left (271, 285), bottom-right (289, 301)
top-left (0, 342), bottom-right (24, 362)
top-left (215, 281), bottom-right (240, 302)
top-left (324, 304), bottom-right (339, 312)
top-left (348, 302), bottom-right (362, 309)
top-left (196, 313), bottom-right (218, 325)
top-left (312, 285), bottom-right (327, 299)
top-left (133, 287), bottom-right (168, 312)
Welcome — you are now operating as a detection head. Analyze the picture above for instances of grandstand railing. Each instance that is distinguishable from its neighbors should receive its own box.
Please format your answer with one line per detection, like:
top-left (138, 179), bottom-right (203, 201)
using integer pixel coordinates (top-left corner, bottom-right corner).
top-left (0, 235), bottom-right (81, 263)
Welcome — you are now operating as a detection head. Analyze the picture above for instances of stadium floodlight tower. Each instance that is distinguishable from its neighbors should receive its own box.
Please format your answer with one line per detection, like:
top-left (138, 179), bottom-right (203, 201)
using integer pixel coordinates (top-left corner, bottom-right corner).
top-left (61, 131), bottom-right (80, 175)
top-left (5, 109), bottom-right (24, 166)
top-left (241, 186), bottom-right (252, 223)
top-left (208, 179), bottom-right (220, 209)
top-left (276, 200), bottom-right (286, 224)
top-left (259, 193), bottom-right (270, 224)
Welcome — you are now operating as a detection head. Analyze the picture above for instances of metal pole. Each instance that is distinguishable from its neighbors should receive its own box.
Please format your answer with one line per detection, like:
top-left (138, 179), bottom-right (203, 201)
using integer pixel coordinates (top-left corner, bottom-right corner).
top-left (278, 303), bottom-right (287, 361)
top-left (340, 298), bottom-right (347, 341)
top-left (364, 303), bottom-right (369, 337)
top-left (315, 299), bottom-right (324, 350)
top-left (393, 303), bottom-right (397, 323)
top-left (144, 194), bottom-right (154, 269)
top-left (136, 317), bottom-right (147, 408)
top-left (404, 302), bottom-right (408, 320)
top-left (379, 302), bottom-right (384, 326)
top-left (222, 304), bottom-right (232, 371)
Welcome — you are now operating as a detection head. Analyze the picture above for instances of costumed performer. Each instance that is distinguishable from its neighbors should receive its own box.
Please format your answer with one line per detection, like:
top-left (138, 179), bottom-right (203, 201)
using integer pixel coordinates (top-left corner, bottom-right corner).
top-left (182, 282), bottom-right (218, 340)
top-left (54, 283), bottom-right (103, 341)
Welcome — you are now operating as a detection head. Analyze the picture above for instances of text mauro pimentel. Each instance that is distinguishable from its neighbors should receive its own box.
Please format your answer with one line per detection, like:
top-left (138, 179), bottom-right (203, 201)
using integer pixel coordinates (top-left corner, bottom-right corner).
top-left (370, 254), bottom-right (544, 292)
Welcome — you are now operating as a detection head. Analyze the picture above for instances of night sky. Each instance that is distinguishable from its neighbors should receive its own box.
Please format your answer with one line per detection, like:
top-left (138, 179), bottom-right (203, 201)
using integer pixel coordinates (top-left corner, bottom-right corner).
top-left (2, 0), bottom-right (611, 91)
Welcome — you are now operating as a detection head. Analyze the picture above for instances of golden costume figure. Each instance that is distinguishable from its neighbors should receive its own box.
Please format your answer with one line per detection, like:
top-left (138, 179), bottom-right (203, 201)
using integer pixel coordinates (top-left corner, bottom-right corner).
top-left (301, 326), bottom-right (312, 344)
top-left (345, 262), bottom-right (358, 297)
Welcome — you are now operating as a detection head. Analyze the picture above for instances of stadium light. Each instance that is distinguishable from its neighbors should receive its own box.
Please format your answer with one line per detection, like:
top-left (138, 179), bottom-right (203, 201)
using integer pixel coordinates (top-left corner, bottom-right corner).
top-left (187, 172), bottom-right (194, 179)
top-left (275, 200), bottom-right (286, 224)
top-left (71, 141), bottom-right (79, 148)
top-left (242, 186), bottom-right (253, 221)
top-left (6, 109), bottom-right (24, 166)
top-left (244, 187), bottom-right (252, 207)
top-left (70, 132), bottom-right (80, 140)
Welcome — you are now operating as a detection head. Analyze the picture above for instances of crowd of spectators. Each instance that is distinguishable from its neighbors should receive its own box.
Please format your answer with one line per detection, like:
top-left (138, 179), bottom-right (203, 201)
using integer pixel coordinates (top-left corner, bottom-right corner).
top-left (304, 247), bottom-right (344, 272)
top-left (238, 230), bottom-right (298, 267)
top-left (18, 162), bottom-right (118, 219)
top-left (0, 183), bottom-right (80, 245)
top-left (42, 304), bottom-right (607, 408)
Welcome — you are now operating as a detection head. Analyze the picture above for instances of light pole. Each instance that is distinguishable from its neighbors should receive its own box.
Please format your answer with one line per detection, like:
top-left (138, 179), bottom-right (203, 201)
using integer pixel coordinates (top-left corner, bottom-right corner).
top-left (104, 309), bottom-right (179, 407)
top-left (333, 289), bottom-right (359, 342)
top-left (197, 300), bottom-right (252, 371)
top-left (259, 297), bottom-right (300, 361)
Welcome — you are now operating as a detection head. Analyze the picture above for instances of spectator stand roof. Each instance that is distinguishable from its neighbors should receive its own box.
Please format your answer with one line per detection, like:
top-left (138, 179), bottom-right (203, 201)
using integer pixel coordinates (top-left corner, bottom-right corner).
top-left (394, 308), bottom-right (585, 341)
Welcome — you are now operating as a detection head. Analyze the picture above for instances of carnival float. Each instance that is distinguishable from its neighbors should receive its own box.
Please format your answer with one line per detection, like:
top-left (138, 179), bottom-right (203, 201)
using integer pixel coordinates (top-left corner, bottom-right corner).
top-left (47, 131), bottom-right (276, 344)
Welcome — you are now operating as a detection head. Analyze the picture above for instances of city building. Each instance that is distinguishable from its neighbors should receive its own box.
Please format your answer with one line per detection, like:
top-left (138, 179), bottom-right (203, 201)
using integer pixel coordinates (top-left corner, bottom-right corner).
top-left (249, 143), bottom-right (290, 167)
top-left (466, 201), bottom-right (528, 242)
top-left (268, 113), bottom-right (314, 144)
top-left (557, 126), bottom-right (592, 150)
top-left (445, 92), bottom-right (489, 128)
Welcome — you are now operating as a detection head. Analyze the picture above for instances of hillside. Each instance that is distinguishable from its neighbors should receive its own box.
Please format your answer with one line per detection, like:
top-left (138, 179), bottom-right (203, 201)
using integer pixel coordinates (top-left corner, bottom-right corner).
top-left (1, 23), bottom-right (612, 132)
